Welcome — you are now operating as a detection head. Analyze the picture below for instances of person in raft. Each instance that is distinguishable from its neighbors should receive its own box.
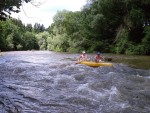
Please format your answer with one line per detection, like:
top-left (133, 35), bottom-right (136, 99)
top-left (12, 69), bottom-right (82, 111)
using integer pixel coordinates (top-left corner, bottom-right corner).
top-left (78, 51), bottom-right (89, 62)
top-left (95, 52), bottom-right (104, 63)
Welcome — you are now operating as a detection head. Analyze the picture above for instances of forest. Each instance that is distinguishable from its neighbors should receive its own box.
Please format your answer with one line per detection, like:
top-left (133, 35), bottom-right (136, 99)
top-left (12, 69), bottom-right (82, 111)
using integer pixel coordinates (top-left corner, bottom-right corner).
top-left (0, 0), bottom-right (150, 55)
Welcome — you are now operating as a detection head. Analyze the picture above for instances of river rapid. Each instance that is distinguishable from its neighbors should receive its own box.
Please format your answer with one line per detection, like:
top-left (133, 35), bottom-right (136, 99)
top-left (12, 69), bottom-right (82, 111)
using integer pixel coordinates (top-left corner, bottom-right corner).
top-left (0, 51), bottom-right (150, 113)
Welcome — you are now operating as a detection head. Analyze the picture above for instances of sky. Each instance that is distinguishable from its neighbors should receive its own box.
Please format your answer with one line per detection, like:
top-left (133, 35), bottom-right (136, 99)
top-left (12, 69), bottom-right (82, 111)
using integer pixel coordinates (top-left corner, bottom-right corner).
top-left (12, 0), bottom-right (87, 28)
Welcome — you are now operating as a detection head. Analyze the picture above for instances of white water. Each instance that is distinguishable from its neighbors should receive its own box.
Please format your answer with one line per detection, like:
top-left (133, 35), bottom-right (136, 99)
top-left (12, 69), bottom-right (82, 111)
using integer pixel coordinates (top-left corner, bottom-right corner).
top-left (0, 51), bottom-right (150, 113)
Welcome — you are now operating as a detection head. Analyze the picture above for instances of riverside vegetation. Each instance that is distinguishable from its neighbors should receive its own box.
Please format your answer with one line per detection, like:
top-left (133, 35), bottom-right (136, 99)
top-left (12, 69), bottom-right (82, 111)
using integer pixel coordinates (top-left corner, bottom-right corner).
top-left (0, 0), bottom-right (150, 55)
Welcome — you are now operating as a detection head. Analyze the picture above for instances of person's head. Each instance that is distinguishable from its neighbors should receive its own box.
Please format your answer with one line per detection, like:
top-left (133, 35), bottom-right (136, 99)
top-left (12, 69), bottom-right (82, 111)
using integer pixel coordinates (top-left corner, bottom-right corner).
top-left (97, 52), bottom-right (100, 55)
top-left (82, 51), bottom-right (86, 54)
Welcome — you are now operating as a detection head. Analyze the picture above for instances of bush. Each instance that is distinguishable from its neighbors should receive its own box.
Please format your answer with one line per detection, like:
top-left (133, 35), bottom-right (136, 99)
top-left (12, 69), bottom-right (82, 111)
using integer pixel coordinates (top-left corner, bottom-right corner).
top-left (140, 26), bottom-right (150, 55)
top-left (114, 28), bottom-right (129, 54)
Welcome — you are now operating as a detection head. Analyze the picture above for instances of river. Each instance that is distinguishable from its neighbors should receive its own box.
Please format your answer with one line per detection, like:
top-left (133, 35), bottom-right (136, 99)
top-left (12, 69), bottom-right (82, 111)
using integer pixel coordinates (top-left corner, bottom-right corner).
top-left (0, 51), bottom-right (150, 113)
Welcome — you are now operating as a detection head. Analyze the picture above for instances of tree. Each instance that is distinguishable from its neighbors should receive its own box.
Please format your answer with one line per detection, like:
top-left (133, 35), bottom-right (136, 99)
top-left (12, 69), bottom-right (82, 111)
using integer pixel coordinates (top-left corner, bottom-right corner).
top-left (26, 23), bottom-right (33, 32)
top-left (23, 31), bottom-right (39, 50)
top-left (33, 23), bottom-right (45, 33)
top-left (0, 21), bottom-right (7, 50)
top-left (36, 31), bottom-right (49, 50)
top-left (0, 19), bottom-right (39, 51)
top-left (0, 0), bottom-right (31, 20)
top-left (2, 19), bottom-right (23, 50)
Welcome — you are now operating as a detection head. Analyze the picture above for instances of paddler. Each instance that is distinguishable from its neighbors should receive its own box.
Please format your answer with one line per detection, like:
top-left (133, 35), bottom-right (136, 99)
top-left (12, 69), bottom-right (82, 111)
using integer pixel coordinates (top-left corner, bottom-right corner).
top-left (94, 52), bottom-right (104, 63)
top-left (78, 51), bottom-right (89, 62)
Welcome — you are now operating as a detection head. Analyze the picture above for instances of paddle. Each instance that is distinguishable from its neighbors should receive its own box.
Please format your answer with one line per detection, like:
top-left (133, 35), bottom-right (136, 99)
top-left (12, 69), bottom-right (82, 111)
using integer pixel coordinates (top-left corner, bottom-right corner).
top-left (104, 57), bottom-right (112, 62)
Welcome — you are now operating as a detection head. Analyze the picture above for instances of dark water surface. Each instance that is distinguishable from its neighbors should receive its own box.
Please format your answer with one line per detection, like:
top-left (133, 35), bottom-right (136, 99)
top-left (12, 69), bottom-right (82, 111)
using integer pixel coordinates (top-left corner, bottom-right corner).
top-left (0, 51), bottom-right (150, 113)
top-left (106, 53), bottom-right (150, 70)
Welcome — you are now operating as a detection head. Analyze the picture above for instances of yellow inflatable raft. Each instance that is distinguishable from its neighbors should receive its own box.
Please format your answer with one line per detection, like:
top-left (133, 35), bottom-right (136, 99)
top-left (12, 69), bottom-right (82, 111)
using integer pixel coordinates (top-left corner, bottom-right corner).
top-left (79, 61), bottom-right (113, 67)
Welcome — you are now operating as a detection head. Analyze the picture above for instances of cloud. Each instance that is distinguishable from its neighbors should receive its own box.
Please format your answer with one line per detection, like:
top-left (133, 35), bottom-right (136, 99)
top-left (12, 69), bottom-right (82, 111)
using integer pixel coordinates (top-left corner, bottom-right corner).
top-left (11, 0), bottom-right (87, 28)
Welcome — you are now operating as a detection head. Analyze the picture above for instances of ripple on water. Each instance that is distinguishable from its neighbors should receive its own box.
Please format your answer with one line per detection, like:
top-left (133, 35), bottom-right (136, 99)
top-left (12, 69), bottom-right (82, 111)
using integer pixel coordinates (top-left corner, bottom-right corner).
top-left (0, 52), bottom-right (150, 113)
top-left (53, 74), bottom-right (75, 90)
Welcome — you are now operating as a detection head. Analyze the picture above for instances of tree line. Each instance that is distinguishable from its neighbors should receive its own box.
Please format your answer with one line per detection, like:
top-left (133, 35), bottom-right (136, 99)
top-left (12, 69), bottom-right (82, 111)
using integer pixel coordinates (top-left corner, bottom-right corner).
top-left (47, 0), bottom-right (150, 55)
top-left (0, 19), bottom-right (46, 51)
top-left (0, 0), bottom-right (150, 55)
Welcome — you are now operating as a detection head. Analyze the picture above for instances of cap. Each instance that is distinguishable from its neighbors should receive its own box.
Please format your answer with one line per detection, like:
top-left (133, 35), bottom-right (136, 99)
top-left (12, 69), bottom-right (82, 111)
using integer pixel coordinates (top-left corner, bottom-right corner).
top-left (82, 51), bottom-right (86, 54)
top-left (97, 52), bottom-right (100, 55)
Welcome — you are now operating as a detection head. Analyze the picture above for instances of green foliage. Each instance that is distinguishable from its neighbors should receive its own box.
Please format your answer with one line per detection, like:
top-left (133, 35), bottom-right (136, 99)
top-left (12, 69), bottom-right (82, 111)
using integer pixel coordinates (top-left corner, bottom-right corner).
top-left (6, 33), bottom-right (14, 50)
top-left (114, 26), bottom-right (150, 55)
top-left (48, 10), bottom-right (95, 52)
top-left (46, 0), bottom-right (150, 54)
top-left (36, 31), bottom-right (49, 50)
top-left (0, 21), bottom-right (7, 50)
top-left (0, 0), bottom-right (31, 20)
top-left (0, 18), bottom-right (41, 51)
top-left (128, 8), bottom-right (145, 28)
top-left (0, 19), bottom-right (23, 50)
top-left (34, 23), bottom-right (45, 33)
top-left (26, 24), bottom-right (33, 32)
top-left (115, 29), bottom-right (129, 54)
top-left (114, 28), bottom-right (140, 55)
top-left (23, 31), bottom-right (39, 50)
top-left (139, 26), bottom-right (150, 55)
top-left (0, 0), bottom-right (40, 51)
top-left (16, 44), bottom-right (23, 50)
top-left (47, 33), bottom-right (69, 52)
top-left (0, 0), bottom-right (150, 55)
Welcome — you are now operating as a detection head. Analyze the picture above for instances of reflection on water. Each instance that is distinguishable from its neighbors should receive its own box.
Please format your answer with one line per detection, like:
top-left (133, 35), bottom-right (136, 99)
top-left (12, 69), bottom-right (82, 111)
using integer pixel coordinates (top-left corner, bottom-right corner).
top-left (105, 53), bottom-right (150, 70)
top-left (0, 51), bottom-right (150, 113)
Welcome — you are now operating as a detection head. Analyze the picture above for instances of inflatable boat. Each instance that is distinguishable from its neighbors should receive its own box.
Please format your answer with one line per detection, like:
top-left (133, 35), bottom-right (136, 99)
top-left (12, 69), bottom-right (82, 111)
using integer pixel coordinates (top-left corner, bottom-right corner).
top-left (79, 61), bottom-right (113, 67)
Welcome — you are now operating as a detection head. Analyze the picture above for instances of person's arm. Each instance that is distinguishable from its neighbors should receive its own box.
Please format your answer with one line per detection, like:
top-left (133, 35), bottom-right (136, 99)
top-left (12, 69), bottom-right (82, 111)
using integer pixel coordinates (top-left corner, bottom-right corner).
top-left (99, 56), bottom-right (104, 62)
top-left (78, 55), bottom-right (82, 62)
top-left (95, 56), bottom-right (98, 62)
